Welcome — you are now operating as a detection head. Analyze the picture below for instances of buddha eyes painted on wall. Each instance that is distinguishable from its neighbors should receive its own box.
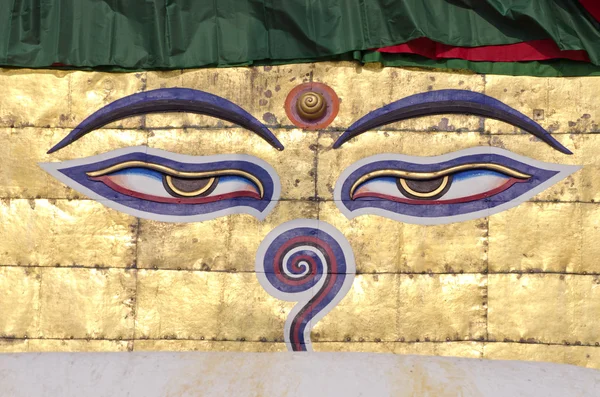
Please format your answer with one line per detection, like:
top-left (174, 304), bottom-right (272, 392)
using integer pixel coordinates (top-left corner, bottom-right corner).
top-left (39, 84), bottom-right (580, 352)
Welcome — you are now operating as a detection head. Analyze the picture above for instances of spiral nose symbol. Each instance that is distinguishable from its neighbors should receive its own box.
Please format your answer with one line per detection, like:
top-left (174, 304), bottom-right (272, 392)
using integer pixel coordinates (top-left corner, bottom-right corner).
top-left (255, 219), bottom-right (356, 351)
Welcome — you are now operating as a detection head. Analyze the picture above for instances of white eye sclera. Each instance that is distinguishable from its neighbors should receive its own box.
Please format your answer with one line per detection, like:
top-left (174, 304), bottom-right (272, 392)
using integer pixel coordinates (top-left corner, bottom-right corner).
top-left (94, 168), bottom-right (261, 203)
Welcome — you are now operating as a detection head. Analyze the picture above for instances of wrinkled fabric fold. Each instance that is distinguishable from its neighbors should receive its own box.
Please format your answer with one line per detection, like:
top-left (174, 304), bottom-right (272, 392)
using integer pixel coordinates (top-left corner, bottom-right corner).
top-left (362, 52), bottom-right (600, 77)
top-left (2, 0), bottom-right (600, 69)
top-left (378, 38), bottom-right (591, 63)
top-left (579, 0), bottom-right (600, 22)
top-left (2, 0), bottom-right (600, 76)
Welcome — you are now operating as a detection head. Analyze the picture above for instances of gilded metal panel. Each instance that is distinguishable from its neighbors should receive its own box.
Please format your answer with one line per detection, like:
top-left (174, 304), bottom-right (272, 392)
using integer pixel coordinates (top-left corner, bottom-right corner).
top-left (37, 268), bottom-right (136, 339)
top-left (396, 274), bottom-right (487, 342)
top-left (0, 128), bottom-right (57, 199)
top-left (0, 69), bottom-right (71, 128)
top-left (46, 127), bottom-right (149, 162)
top-left (0, 199), bottom-right (137, 267)
top-left (400, 221), bottom-right (487, 274)
top-left (26, 339), bottom-right (130, 352)
top-left (0, 267), bottom-right (41, 337)
top-left (136, 270), bottom-right (293, 341)
top-left (137, 201), bottom-right (318, 271)
top-left (485, 75), bottom-right (600, 134)
top-left (313, 274), bottom-right (486, 343)
top-left (546, 77), bottom-right (600, 134)
top-left (314, 341), bottom-right (483, 358)
top-left (399, 131), bottom-right (490, 157)
top-left (488, 274), bottom-right (600, 345)
top-left (312, 274), bottom-right (400, 342)
top-left (0, 338), bottom-right (129, 353)
top-left (0, 339), bottom-right (29, 353)
top-left (581, 203), bottom-right (600, 274)
top-left (484, 75), bottom-right (551, 134)
top-left (134, 340), bottom-right (286, 352)
top-left (433, 341), bottom-right (483, 358)
top-left (580, 134), bottom-right (600, 203)
top-left (488, 202), bottom-right (582, 273)
top-left (317, 202), bottom-right (405, 273)
top-left (484, 343), bottom-right (600, 370)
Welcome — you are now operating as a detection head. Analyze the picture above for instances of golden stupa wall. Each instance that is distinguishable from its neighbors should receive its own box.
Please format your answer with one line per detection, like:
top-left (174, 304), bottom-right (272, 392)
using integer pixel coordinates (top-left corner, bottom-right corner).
top-left (0, 63), bottom-right (599, 369)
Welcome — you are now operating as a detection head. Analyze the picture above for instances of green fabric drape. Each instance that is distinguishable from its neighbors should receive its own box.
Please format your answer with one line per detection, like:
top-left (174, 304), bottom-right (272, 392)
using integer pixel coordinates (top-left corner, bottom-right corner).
top-left (1, 0), bottom-right (600, 75)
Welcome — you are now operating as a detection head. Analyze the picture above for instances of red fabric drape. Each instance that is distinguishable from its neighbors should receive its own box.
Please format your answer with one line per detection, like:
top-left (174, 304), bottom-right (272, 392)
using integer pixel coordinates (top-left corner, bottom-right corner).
top-left (378, 38), bottom-right (590, 63)
top-left (580, 0), bottom-right (600, 21)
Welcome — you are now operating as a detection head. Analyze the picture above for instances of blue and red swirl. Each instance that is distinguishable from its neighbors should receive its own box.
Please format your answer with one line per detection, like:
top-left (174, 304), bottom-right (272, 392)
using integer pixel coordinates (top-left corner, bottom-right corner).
top-left (258, 225), bottom-right (354, 351)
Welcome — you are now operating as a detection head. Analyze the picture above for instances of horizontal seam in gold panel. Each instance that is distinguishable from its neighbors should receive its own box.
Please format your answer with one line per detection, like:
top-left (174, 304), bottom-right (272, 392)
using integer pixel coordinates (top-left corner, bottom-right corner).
top-left (0, 265), bottom-right (598, 276)
top-left (1, 338), bottom-right (599, 348)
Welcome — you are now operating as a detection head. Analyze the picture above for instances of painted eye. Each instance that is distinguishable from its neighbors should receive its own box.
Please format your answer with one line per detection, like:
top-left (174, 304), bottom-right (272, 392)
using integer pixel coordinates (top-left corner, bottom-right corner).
top-left (87, 162), bottom-right (263, 204)
top-left (334, 147), bottom-right (580, 225)
top-left (40, 146), bottom-right (280, 222)
top-left (352, 164), bottom-right (531, 205)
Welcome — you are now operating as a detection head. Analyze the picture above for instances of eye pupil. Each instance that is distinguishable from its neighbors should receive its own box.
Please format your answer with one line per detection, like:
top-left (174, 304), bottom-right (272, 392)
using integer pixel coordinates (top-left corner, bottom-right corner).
top-left (170, 176), bottom-right (213, 192)
top-left (397, 175), bottom-right (453, 200)
top-left (404, 178), bottom-right (444, 193)
top-left (163, 175), bottom-right (218, 197)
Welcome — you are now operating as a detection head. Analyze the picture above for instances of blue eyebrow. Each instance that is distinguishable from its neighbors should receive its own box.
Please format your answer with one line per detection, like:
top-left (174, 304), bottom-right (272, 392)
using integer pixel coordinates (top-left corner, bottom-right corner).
top-left (333, 89), bottom-right (572, 155)
top-left (47, 88), bottom-right (284, 154)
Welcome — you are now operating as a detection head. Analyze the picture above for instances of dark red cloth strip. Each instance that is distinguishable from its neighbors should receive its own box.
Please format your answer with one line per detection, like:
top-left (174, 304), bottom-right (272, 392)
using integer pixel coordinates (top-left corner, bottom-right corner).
top-left (378, 38), bottom-right (590, 63)
top-left (580, 0), bottom-right (600, 21)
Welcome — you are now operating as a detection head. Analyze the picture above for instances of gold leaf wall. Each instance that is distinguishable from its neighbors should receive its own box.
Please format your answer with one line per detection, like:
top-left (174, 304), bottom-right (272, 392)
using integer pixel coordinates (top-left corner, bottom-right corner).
top-left (0, 63), bottom-right (599, 370)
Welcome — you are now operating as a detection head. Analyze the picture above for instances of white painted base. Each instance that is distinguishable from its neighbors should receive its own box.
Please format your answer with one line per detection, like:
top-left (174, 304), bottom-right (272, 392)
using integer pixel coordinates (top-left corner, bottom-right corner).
top-left (0, 352), bottom-right (598, 396)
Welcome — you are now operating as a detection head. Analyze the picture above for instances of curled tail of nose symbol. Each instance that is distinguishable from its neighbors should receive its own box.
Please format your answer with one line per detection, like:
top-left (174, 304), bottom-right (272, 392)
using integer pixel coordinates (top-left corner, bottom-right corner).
top-left (255, 220), bottom-right (356, 351)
